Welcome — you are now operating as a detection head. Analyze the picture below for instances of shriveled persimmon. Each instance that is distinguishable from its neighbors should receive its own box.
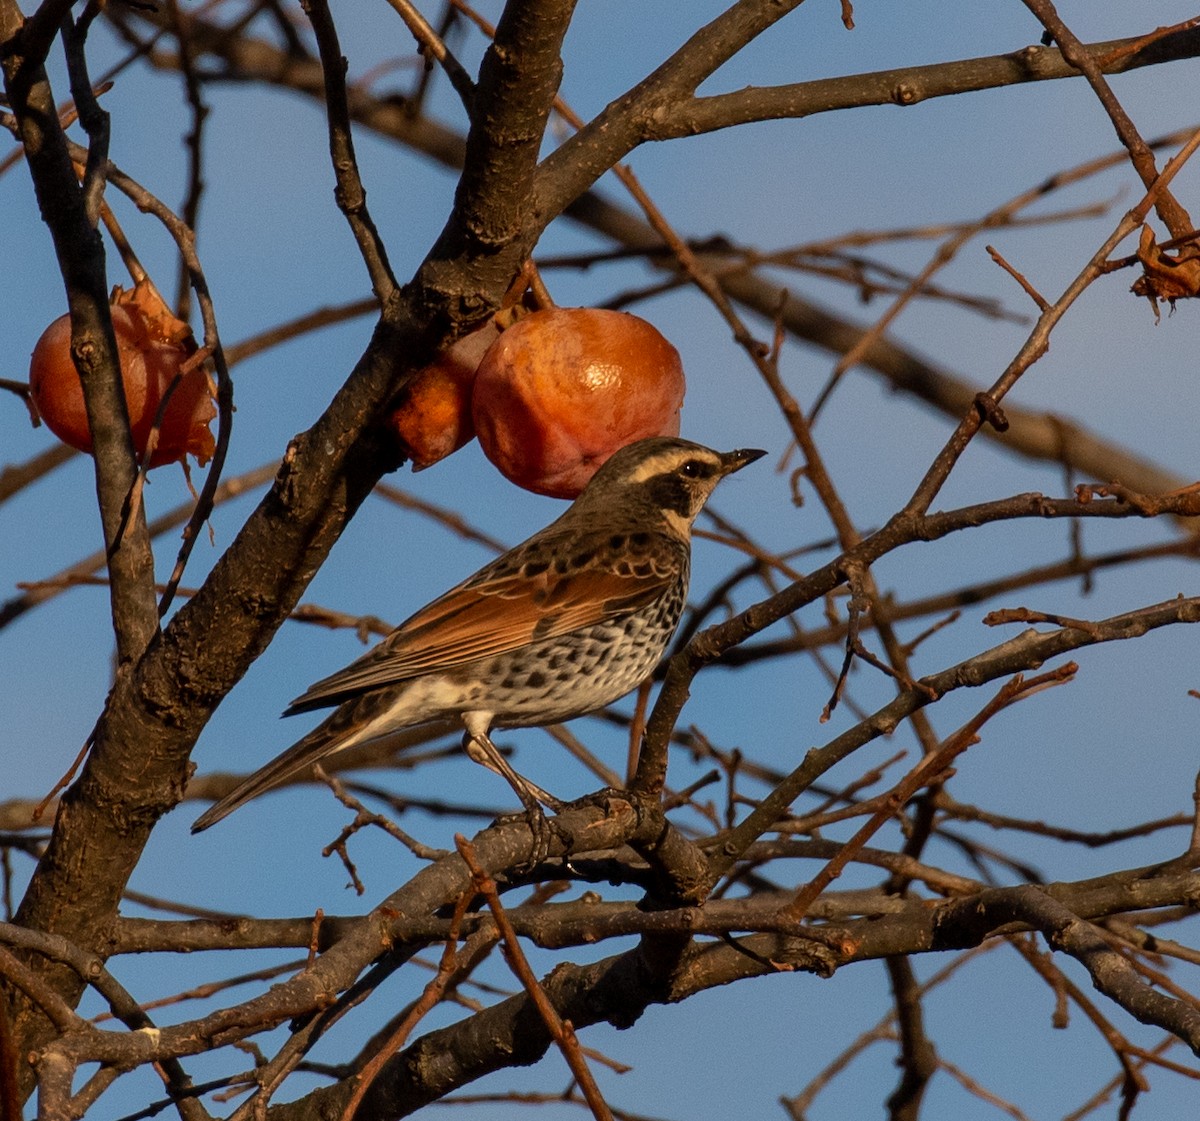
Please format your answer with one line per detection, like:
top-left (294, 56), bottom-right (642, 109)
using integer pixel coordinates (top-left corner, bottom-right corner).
top-left (29, 282), bottom-right (216, 468)
top-left (471, 307), bottom-right (685, 498)
top-left (386, 321), bottom-right (499, 469)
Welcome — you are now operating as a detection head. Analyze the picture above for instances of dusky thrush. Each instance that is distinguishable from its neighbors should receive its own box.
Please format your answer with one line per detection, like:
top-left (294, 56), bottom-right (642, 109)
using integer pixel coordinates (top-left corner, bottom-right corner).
top-left (192, 436), bottom-right (765, 834)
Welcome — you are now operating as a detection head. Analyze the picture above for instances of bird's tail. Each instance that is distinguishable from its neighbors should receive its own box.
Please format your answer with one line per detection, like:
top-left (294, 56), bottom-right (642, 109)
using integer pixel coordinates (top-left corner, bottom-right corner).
top-left (191, 722), bottom-right (343, 833)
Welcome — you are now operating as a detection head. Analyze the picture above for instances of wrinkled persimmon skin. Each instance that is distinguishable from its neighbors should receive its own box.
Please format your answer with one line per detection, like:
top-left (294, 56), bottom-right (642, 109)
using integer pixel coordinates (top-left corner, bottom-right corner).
top-left (29, 290), bottom-right (215, 468)
top-left (471, 308), bottom-right (685, 498)
top-left (387, 322), bottom-right (499, 469)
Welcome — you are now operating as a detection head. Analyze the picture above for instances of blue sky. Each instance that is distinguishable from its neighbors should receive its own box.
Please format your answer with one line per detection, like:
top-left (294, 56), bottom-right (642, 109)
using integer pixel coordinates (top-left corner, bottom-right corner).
top-left (4, 3), bottom-right (1200, 1118)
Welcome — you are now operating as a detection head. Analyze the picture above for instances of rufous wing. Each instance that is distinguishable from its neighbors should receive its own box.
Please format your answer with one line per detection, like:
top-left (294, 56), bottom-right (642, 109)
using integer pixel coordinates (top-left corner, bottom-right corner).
top-left (284, 558), bottom-right (672, 715)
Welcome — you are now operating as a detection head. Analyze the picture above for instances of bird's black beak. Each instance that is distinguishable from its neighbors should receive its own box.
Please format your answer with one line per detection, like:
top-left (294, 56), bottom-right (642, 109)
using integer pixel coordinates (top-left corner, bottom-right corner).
top-left (719, 447), bottom-right (768, 475)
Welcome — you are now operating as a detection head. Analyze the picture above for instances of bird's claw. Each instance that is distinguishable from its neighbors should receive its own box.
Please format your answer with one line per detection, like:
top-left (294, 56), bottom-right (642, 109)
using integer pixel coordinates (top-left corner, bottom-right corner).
top-left (494, 803), bottom-right (571, 871)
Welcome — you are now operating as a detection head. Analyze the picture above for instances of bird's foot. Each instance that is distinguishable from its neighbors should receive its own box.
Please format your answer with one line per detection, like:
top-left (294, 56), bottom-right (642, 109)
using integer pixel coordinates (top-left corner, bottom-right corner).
top-left (494, 802), bottom-right (571, 871)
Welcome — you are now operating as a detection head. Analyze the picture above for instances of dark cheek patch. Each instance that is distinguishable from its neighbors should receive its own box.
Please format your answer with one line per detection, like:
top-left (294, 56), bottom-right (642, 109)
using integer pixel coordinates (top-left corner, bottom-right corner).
top-left (644, 476), bottom-right (692, 517)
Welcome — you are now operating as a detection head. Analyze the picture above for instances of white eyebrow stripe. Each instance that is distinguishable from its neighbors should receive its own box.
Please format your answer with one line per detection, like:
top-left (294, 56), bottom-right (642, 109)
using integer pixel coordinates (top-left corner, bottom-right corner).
top-left (623, 450), bottom-right (720, 485)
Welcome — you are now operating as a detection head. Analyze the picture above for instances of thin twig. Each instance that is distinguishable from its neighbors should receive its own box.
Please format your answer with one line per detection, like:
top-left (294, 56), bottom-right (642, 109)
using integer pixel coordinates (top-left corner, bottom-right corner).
top-left (456, 835), bottom-right (615, 1121)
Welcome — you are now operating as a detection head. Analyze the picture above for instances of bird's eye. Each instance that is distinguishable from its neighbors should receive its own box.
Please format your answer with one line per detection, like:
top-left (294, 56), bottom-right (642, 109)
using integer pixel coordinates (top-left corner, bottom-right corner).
top-left (680, 460), bottom-right (703, 478)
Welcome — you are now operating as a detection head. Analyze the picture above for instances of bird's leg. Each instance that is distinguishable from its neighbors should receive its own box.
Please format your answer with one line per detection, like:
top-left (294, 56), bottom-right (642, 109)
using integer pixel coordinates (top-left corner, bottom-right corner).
top-left (461, 729), bottom-right (563, 866)
top-left (459, 716), bottom-right (565, 810)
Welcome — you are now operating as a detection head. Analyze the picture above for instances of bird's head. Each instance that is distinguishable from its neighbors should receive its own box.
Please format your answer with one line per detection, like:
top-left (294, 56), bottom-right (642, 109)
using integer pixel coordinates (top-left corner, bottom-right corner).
top-left (575, 437), bottom-right (766, 537)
